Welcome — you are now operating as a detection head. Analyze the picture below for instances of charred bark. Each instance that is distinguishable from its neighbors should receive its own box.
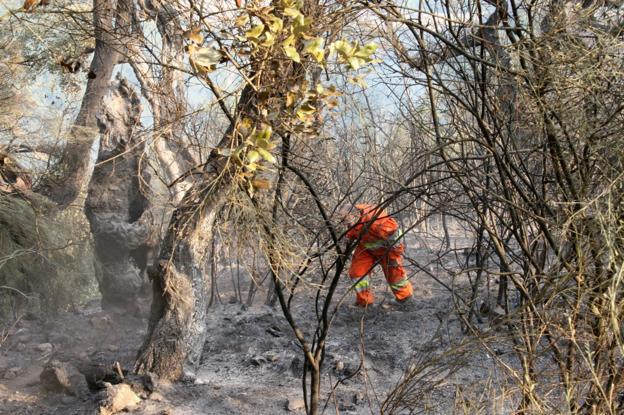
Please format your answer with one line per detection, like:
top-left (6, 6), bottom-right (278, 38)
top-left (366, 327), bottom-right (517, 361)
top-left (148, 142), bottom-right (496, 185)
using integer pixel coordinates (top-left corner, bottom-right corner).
top-left (133, 0), bottom-right (309, 380)
top-left (39, 0), bottom-right (122, 207)
top-left (85, 75), bottom-right (155, 313)
top-left (135, 82), bottom-right (256, 380)
top-left (134, 161), bottom-right (228, 380)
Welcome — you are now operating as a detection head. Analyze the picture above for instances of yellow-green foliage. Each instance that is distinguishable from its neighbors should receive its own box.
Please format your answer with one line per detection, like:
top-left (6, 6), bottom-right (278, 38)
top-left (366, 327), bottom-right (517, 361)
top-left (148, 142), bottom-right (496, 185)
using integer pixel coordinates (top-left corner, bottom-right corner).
top-left (0, 193), bottom-right (96, 318)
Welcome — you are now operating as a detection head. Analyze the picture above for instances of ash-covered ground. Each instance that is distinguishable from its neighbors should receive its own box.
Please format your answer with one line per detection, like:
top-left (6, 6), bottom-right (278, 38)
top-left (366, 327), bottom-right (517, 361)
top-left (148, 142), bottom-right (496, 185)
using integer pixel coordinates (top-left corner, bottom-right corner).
top-left (1, 234), bottom-right (513, 414)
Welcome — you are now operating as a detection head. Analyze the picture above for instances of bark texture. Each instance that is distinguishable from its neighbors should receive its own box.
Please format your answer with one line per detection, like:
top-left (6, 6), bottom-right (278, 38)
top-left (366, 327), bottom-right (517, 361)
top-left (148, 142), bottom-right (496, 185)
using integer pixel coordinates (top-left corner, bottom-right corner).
top-left (134, 84), bottom-right (256, 380)
top-left (85, 75), bottom-right (155, 313)
top-left (133, 0), bottom-right (304, 378)
top-left (126, 0), bottom-right (196, 203)
top-left (134, 166), bottom-right (227, 380)
top-left (40, 0), bottom-right (121, 207)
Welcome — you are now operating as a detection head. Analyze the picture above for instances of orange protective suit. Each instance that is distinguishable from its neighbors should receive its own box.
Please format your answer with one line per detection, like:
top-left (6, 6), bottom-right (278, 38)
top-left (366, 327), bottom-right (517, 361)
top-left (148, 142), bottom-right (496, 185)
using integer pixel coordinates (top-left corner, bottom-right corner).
top-left (346, 204), bottom-right (413, 306)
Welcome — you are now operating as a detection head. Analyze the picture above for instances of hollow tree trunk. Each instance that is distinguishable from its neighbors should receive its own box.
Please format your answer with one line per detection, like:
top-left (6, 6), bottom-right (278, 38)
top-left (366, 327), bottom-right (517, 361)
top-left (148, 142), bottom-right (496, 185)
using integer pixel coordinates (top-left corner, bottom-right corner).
top-left (85, 75), bottom-right (155, 313)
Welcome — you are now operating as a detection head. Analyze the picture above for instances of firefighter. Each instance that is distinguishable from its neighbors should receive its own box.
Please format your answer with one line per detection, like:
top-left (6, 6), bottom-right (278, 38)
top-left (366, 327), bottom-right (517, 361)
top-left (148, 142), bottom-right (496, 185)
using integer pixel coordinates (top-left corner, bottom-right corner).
top-left (344, 203), bottom-right (414, 307)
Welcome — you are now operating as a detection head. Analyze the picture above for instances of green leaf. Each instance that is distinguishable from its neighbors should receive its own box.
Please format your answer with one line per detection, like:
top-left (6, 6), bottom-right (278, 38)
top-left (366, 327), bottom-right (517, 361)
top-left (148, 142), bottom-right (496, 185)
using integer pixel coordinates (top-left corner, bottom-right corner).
top-left (298, 102), bottom-right (316, 114)
top-left (252, 124), bottom-right (273, 145)
top-left (283, 34), bottom-right (295, 47)
top-left (331, 40), bottom-right (356, 59)
top-left (296, 102), bottom-right (316, 121)
top-left (349, 75), bottom-right (368, 88)
top-left (293, 14), bottom-right (309, 36)
top-left (347, 56), bottom-right (364, 70)
top-left (284, 45), bottom-right (300, 63)
top-left (354, 43), bottom-right (378, 59)
top-left (259, 125), bottom-right (272, 141)
top-left (329, 41), bottom-right (379, 70)
top-left (247, 150), bottom-right (261, 164)
top-left (257, 148), bottom-right (277, 164)
top-left (267, 15), bottom-right (283, 33)
top-left (281, 0), bottom-right (304, 8)
top-left (261, 31), bottom-right (275, 47)
top-left (303, 37), bottom-right (324, 63)
top-left (283, 7), bottom-right (301, 17)
top-left (245, 23), bottom-right (265, 40)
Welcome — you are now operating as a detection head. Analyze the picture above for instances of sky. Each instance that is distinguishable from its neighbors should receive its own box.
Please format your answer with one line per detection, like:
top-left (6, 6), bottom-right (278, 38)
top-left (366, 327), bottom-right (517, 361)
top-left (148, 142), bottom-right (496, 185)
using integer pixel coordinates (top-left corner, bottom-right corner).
top-left (0, 0), bottom-right (442, 155)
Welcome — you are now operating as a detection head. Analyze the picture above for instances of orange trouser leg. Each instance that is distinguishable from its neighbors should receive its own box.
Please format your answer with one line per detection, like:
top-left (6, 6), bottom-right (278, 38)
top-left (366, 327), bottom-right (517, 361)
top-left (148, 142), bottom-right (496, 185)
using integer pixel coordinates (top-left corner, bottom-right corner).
top-left (348, 248), bottom-right (376, 305)
top-left (380, 245), bottom-right (413, 301)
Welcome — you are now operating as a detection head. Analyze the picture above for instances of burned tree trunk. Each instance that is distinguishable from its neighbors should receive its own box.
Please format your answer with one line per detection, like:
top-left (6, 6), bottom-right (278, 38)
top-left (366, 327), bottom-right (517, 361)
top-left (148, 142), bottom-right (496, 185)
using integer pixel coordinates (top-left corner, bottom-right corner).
top-left (39, 0), bottom-right (122, 207)
top-left (79, 0), bottom-right (197, 312)
top-left (134, 160), bottom-right (228, 380)
top-left (124, 0), bottom-right (196, 203)
top-left (133, 0), bottom-right (316, 380)
top-left (135, 79), bottom-right (255, 380)
top-left (85, 75), bottom-right (155, 313)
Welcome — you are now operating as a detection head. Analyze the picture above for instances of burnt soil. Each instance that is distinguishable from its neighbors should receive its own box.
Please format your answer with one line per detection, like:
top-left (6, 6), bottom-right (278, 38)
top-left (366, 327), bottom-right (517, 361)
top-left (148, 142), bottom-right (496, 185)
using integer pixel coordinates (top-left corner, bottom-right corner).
top-left (0, 239), bottom-right (504, 414)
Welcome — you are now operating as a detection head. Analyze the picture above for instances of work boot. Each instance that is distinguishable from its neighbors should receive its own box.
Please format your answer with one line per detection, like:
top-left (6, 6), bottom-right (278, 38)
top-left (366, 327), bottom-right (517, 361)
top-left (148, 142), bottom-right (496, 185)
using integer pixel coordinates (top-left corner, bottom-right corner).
top-left (341, 301), bottom-right (373, 320)
top-left (354, 300), bottom-right (374, 308)
top-left (396, 296), bottom-right (417, 312)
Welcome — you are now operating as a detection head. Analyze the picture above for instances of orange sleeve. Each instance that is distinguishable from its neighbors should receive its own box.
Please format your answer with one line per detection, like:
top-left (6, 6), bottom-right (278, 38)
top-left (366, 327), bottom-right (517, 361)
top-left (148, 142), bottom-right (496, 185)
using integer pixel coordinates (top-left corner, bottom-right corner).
top-left (370, 216), bottom-right (398, 240)
top-left (346, 222), bottom-right (363, 240)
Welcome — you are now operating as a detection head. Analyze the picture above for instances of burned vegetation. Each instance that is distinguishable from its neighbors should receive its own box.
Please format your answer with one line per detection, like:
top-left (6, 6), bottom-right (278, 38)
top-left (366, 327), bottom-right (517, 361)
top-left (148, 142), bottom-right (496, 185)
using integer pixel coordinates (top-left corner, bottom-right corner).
top-left (1, 1), bottom-right (623, 414)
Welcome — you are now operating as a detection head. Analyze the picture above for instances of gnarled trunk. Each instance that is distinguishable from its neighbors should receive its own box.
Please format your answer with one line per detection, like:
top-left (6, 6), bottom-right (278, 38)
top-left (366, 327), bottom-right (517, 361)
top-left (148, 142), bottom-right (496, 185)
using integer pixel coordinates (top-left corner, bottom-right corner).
top-left (85, 75), bottom-right (155, 313)
top-left (39, 0), bottom-right (121, 208)
top-left (134, 81), bottom-right (255, 380)
top-left (134, 170), bottom-right (227, 379)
